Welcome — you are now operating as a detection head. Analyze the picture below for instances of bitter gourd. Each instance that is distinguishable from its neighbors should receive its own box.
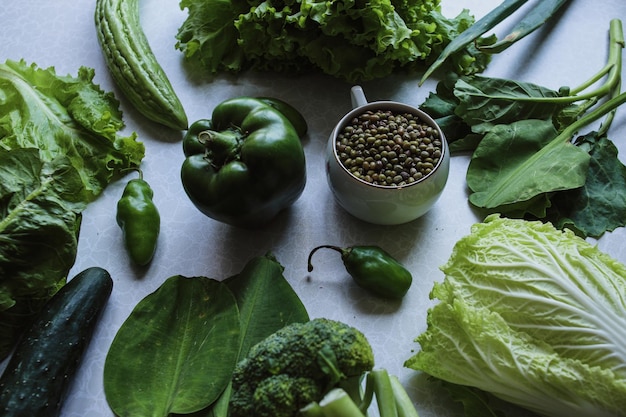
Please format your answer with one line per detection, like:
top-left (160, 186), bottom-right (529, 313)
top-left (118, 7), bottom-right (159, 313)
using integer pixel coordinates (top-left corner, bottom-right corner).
top-left (95, 0), bottom-right (188, 130)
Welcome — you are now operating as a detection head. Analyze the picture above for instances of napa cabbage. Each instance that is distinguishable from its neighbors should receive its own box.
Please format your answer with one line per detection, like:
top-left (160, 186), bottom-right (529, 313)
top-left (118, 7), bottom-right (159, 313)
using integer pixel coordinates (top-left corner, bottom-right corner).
top-left (405, 214), bottom-right (626, 417)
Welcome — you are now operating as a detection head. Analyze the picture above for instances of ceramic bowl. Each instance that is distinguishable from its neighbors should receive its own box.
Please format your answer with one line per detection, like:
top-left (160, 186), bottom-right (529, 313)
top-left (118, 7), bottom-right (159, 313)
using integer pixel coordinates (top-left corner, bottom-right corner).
top-left (326, 86), bottom-right (450, 225)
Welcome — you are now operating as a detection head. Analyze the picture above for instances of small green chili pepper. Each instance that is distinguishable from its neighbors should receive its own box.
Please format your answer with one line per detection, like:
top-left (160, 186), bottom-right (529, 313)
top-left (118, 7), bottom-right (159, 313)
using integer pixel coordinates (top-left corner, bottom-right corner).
top-left (116, 169), bottom-right (160, 266)
top-left (307, 245), bottom-right (413, 299)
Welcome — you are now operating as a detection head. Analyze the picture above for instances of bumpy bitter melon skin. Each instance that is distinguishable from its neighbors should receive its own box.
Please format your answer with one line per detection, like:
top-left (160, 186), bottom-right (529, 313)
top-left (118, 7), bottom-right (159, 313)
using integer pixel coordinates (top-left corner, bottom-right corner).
top-left (95, 0), bottom-right (188, 130)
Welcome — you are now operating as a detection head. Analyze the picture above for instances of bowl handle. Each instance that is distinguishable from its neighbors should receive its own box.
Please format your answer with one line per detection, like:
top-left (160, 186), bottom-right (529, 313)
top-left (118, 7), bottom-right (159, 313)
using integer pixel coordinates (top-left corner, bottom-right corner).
top-left (350, 85), bottom-right (368, 108)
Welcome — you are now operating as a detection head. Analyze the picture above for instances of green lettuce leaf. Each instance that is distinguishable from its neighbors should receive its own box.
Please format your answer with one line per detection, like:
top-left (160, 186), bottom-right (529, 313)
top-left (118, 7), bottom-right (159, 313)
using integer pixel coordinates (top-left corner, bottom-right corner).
top-left (0, 149), bottom-right (83, 358)
top-left (405, 215), bottom-right (626, 417)
top-left (0, 60), bottom-right (145, 359)
top-left (0, 60), bottom-right (145, 198)
top-left (175, 0), bottom-right (490, 82)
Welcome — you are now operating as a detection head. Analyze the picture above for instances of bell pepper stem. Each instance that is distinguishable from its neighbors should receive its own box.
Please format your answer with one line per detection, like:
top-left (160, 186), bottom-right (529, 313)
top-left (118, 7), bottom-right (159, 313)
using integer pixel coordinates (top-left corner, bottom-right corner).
top-left (198, 129), bottom-right (241, 166)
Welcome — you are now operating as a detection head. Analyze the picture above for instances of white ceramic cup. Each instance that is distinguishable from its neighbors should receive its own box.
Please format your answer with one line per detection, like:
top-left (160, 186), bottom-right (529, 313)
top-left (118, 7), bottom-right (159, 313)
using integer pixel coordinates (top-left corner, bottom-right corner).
top-left (326, 86), bottom-right (450, 225)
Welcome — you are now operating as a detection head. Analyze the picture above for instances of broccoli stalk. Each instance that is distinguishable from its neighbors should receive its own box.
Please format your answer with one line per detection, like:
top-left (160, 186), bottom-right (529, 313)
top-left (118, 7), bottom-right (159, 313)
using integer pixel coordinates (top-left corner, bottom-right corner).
top-left (300, 369), bottom-right (420, 417)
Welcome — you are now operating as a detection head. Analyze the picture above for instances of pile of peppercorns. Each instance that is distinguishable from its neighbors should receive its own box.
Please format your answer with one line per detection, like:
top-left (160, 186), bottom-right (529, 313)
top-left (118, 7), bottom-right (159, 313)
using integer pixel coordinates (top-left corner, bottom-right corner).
top-left (335, 109), bottom-right (443, 187)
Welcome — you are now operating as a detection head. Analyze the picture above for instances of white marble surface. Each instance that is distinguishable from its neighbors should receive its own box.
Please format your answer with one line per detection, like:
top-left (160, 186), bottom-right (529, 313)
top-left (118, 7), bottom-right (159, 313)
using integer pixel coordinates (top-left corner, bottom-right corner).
top-left (1, 1), bottom-right (625, 416)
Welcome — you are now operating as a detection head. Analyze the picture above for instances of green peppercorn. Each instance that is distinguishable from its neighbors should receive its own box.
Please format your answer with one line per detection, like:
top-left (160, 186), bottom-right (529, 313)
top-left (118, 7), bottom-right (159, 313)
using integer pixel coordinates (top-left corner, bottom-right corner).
top-left (307, 244), bottom-right (413, 299)
top-left (116, 169), bottom-right (160, 266)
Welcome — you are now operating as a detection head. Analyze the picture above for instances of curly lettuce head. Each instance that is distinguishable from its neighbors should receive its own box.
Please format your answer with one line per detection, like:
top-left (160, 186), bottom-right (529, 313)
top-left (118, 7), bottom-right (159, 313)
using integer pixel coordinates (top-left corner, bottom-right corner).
top-left (176, 0), bottom-right (489, 82)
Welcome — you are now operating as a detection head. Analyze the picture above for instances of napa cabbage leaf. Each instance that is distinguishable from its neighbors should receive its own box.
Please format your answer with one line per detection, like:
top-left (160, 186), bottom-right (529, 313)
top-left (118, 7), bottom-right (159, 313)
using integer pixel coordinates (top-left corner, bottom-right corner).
top-left (405, 214), bottom-right (626, 417)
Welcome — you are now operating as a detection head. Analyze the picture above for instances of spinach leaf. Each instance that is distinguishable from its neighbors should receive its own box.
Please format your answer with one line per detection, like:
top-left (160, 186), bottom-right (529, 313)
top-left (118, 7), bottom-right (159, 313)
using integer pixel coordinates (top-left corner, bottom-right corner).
top-left (421, 19), bottom-right (626, 237)
top-left (466, 119), bottom-right (590, 216)
top-left (104, 276), bottom-right (241, 417)
top-left (548, 133), bottom-right (626, 237)
top-left (453, 76), bottom-right (563, 132)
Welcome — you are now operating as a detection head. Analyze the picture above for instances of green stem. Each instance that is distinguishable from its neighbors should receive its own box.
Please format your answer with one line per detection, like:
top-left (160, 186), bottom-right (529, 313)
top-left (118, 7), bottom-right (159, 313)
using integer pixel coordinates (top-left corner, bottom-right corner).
top-left (368, 369), bottom-right (398, 417)
top-left (198, 129), bottom-right (241, 166)
top-left (569, 19), bottom-right (623, 99)
top-left (559, 91), bottom-right (626, 142)
top-left (319, 389), bottom-right (367, 417)
top-left (389, 375), bottom-right (419, 417)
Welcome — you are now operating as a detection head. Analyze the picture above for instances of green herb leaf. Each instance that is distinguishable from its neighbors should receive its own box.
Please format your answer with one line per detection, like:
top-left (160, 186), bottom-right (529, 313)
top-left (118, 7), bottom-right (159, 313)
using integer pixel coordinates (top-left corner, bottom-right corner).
top-left (103, 276), bottom-right (241, 417)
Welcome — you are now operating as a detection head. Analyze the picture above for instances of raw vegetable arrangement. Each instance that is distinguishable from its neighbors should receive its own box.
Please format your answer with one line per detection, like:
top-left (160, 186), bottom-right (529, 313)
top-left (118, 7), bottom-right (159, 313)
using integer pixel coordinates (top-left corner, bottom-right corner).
top-left (1, 0), bottom-right (626, 417)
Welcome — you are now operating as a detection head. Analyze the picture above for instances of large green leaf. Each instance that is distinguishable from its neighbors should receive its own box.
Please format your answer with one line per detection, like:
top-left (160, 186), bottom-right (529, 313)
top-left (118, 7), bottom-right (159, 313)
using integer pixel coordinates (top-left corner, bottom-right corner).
top-left (549, 133), bottom-right (626, 237)
top-left (225, 253), bottom-right (309, 357)
top-left (208, 254), bottom-right (309, 417)
top-left (454, 76), bottom-right (563, 132)
top-left (104, 276), bottom-right (241, 417)
top-left (0, 149), bottom-right (83, 358)
top-left (466, 119), bottom-right (590, 215)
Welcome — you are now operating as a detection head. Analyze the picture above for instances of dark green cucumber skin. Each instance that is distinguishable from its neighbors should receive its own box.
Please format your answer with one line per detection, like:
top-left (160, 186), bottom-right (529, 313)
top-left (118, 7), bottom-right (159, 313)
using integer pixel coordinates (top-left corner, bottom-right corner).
top-left (0, 267), bottom-right (113, 417)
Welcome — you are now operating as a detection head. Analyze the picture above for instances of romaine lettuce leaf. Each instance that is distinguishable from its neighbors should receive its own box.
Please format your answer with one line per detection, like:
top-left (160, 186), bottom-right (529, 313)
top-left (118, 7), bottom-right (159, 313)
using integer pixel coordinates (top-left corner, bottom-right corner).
top-left (405, 215), bottom-right (626, 417)
top-left (0, 60), bottom-right (145, 360)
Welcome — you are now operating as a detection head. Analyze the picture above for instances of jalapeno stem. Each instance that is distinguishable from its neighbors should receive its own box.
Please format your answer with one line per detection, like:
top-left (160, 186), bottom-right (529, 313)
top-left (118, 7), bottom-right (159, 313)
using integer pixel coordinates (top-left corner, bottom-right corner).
top-left (307, 245), bottom-right (348, 272)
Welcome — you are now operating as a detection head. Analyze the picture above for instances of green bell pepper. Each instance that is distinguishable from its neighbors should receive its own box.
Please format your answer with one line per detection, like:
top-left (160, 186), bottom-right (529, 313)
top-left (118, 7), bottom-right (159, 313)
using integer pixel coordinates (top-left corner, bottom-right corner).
top-left (181, 97), bottom-right (307, 228)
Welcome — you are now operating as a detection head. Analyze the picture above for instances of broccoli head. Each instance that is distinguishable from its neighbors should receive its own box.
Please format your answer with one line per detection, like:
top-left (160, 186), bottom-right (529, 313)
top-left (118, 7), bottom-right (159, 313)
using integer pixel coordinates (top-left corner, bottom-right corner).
top-left (229, 318), bottom-right (375, 417)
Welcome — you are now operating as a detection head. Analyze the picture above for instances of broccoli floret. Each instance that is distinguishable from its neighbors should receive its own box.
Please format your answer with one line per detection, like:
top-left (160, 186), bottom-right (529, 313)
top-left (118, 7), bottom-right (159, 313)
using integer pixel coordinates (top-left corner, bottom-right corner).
top-left (229, 318), bottom-right (374, 417)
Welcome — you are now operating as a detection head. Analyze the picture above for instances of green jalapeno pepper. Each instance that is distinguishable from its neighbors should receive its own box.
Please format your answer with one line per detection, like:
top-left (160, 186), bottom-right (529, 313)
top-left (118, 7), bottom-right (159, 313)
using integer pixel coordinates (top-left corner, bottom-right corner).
top-left (307, 245), bottom-right (413, 299)
top-left (181, 97), bottom-right (307, 228)
top-left (116, 169), bottom-right (160, 266)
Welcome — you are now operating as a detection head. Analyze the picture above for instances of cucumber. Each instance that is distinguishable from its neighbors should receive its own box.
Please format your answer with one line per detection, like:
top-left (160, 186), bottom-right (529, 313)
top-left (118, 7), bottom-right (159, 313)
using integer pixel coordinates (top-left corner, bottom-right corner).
top-left (0, 267), bottom-right (113, 417)
top-left (95, 0), bottom-right (188, 130)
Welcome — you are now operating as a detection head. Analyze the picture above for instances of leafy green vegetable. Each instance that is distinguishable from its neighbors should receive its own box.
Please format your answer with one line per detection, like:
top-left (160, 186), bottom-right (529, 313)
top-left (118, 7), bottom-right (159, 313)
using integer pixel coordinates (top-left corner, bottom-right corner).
top-left (0, 60), bottom-right (145, 198)
top-left (209, 253), bottom-right (310, 417)
top-left (0, 149), bottom-right (83, 360)
top-left (175, 0), bottom-right (491, 83)
top-left (419, 19), bottom-right (626, 237)
top-left (405, 215), bottom-right (626, 417)
top-left (420, 0), bottom-right (571, 84)
top-left (104, 276), bottom-right (241, 417)
top-left (547, 132), bottom-right (626, 237)
top-left (0, 60), bottom-right (144, 360)
top-left (103, 254), bottom-right (309, 417)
